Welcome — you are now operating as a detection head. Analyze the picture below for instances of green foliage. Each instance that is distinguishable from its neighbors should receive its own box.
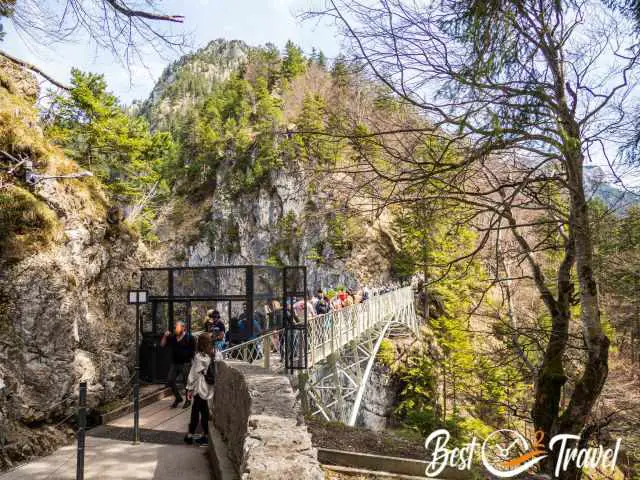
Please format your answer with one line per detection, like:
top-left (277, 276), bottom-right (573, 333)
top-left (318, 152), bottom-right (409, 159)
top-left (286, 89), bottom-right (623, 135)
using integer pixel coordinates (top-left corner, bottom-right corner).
top-left (248, 42), bottom-right (282, 90)
top-left (171, 70), bottom-right (286, 196)
top-left (377, 338), bottom-right (396, 367)
top-left (294, 93), bottom-right (341, 165)
top-left (391, 195), bottom-right (524, 438)
top-left (46, 70), bottom-right (174, 237)
top-left (305, 247), bottom-right (323, 262)
top-left (395, 350), bottom-right (440, 433)
top-left (331, 54), bottom-right (350, 87)
top-left (327, 212), bottom-right (362, 259)
top-left (590, 200), bottom-right (640, 358)
top-left (281, 40), bottom-right (307, 79)
top-left (308, 48), bottom-right (327, 69)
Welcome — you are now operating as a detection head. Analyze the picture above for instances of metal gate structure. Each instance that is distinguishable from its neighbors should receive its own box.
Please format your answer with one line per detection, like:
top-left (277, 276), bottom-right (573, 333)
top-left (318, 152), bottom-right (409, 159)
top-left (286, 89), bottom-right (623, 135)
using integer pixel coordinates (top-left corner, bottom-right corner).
top-left (138, 265), bottom-right (307, 382)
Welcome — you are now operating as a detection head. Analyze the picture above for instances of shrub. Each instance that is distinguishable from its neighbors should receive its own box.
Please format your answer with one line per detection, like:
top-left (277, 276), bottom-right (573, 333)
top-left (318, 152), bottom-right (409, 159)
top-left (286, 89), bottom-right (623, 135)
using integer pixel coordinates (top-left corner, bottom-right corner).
top-left (376, 338), bottom-right (395, 367)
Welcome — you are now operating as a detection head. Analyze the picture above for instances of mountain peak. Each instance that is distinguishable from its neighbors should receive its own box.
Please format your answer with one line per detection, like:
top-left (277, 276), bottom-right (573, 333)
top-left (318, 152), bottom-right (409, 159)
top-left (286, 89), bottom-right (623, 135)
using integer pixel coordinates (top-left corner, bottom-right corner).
top-left (141, 38), bottom-right (252, 128)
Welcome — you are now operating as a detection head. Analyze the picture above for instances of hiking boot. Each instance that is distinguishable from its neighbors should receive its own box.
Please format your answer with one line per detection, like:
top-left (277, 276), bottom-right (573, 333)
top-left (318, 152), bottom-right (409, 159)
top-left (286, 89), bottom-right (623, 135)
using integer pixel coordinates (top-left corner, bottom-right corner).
top-left (183, 435), bottom-right (193, 445)
top-left (195, 436), bottom-right (209, 447)
top-left (182, 399), bottom-right (191, 409)
top-left (171, 397), bottom-right (182, 408)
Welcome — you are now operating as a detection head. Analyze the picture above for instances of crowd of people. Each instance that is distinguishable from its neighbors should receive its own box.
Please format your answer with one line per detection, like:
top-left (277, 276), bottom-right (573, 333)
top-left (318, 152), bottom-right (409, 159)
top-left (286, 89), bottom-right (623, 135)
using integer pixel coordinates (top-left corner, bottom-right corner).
top-left (157, 282), bottom-right (404, 447)
top-left (220, 283), bottom-right (404, 348)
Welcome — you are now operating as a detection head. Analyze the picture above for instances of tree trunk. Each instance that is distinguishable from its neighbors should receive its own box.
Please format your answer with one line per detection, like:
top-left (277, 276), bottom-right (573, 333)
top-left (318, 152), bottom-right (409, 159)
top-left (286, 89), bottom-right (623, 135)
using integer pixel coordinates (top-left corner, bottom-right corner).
top-left (442, 359), bottom-right (447, 422)
top-left (536, 118), bottom-right (610, 479)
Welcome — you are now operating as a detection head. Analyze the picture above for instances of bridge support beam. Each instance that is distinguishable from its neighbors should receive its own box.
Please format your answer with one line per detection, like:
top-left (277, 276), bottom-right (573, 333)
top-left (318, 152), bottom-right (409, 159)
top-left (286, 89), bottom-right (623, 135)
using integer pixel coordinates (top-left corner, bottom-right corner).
top-left (346, 320), bottom-right (392, 426)
top-left (305, 317), bottom-right (416, 425)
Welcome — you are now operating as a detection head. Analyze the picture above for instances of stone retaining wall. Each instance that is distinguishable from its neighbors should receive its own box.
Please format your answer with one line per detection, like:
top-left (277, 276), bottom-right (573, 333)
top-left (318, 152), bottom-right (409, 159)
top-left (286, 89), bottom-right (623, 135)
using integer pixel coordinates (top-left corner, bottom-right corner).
top-left (213, 361), bottom-right (324, 480)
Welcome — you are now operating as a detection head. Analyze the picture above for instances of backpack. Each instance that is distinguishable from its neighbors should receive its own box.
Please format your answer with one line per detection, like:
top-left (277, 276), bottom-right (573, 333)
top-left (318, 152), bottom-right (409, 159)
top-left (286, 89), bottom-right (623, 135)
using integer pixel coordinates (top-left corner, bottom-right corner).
top-left (316, 298), bottom-right (329, 315)
top-left (204, 355), bottom-right (216, 385)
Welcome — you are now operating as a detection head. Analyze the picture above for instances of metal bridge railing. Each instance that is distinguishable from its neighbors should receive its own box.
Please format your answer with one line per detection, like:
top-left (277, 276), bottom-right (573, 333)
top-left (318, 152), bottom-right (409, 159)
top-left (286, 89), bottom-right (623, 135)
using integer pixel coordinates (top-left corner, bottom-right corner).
top-left (220, 286), bottom-right (418, 371)
top-left (220, 328), bottom-right (286, 369)
top-left (307, 286), bottom-right (417, 367)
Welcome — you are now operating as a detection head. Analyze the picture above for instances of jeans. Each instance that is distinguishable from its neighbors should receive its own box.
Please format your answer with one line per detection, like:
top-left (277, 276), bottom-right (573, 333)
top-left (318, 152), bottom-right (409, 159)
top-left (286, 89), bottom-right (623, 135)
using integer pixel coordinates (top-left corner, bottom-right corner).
top-left (188, 394), bottom-right (209, 435)
top-left (167, 362), bottom-right (190, 401)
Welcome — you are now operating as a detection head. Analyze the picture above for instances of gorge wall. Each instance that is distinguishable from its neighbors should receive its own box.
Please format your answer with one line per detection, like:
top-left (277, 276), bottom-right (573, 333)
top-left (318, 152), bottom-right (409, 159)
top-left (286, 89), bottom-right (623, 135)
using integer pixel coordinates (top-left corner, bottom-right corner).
top-left (0, 61), bottom-right (145, 469)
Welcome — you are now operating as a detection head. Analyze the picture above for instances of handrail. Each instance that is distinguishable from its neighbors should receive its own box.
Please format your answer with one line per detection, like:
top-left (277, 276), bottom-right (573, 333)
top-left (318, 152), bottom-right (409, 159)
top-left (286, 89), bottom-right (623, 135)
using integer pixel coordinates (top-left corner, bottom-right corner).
top-left (220, 328), bottom-right (285, 368)
top-left (218, 286), bottom-right (418, 370)
top-left (307, 286), bottom-right (417, 367)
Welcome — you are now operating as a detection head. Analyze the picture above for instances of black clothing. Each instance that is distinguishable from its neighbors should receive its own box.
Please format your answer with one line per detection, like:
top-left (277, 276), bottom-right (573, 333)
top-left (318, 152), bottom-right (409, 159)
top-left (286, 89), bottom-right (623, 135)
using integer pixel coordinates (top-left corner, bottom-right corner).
top-left (167, 333), bottom-right (195, 364)
top-left (188, 394), bottom-right (209, 435)
top-left (167, 362), bottom-right (190, 402)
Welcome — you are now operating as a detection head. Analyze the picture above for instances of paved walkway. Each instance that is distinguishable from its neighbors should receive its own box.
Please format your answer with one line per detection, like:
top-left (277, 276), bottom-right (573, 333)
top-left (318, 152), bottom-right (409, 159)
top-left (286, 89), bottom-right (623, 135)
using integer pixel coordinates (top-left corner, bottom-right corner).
top-left (0, 397), bottom-right (211, 480)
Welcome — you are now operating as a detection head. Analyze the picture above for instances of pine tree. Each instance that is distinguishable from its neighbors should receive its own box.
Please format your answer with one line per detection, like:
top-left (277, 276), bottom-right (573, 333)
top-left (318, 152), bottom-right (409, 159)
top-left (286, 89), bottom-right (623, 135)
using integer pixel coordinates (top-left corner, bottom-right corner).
top-left (46, 69), bottom-right (174, 236)
top-left (317, 50), bottom-right (327, 68)
top-left (331, 54), bottom-right (349, 87)
top-left (281, 40), bottom-right (306, 79)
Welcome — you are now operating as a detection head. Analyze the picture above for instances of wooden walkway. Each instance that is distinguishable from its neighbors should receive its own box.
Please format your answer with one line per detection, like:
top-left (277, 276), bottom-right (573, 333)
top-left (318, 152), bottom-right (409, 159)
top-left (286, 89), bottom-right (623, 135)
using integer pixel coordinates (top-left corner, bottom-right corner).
top-left (0, 396), bottom-right (212, 479)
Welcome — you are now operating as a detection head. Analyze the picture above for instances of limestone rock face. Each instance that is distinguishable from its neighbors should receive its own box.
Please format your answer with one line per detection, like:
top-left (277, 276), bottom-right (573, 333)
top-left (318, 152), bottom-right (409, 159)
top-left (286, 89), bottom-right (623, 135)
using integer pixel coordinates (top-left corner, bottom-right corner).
top-left (141, 39), bottom-right (249, 130)
top-left (0, 64), bottom-right (145, 469)
top-left (352, 364), bottom-right (399, 431)
top-left (0, 218), bottom-right (143, 468)
top-left (152, 165), bottom-right (394, 290)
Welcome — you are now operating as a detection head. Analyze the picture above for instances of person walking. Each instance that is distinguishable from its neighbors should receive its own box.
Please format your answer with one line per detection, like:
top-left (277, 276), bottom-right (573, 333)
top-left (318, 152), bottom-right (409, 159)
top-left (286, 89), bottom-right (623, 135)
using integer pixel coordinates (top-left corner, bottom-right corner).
top-left (160, 320), bottom-right (195, 409)
top-left (184, 333), bottom-right (216, 447)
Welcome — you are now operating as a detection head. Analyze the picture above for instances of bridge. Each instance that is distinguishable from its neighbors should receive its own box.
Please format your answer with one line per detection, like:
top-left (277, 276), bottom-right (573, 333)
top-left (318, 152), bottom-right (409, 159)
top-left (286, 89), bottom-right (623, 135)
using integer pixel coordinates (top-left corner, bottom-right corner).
top-left (220, 286), bottom-right (421, 425)
top-left (1, 282), bottom-right (423, 480)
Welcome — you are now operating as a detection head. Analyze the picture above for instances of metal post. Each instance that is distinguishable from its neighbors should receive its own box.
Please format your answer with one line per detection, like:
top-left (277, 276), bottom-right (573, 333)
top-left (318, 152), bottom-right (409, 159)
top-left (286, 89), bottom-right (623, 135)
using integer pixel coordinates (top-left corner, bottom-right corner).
top-left (133, 302), bottom-right (140, 444)
top-left (282, 267), bottom-right (289, 373)
top-left (303, 266), bottom-right (308, 370)
top-left (246, 266), bottom-right (254, 339)
top-left (76, 382), bottom-right (87, 480)
top-left (263, 335), bottom-right (271, 369)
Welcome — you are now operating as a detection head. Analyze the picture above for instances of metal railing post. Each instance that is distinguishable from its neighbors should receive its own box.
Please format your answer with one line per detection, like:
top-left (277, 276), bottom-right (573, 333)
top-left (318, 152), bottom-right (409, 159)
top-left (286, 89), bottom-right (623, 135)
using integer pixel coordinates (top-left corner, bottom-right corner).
top-left (263, 335), bottom-right (271, 369)
top-left (76, 381), bottom-right (87, 480)
top-left (133, 302), bottom-right (140, 444)
top-left (331, 313), bottom-right (337, 353)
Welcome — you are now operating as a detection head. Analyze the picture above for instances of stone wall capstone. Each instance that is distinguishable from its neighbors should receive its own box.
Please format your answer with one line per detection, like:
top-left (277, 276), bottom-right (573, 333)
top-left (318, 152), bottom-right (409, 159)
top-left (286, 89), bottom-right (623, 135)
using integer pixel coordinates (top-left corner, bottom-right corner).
top-left (213, 361), bottom-right (324, 480)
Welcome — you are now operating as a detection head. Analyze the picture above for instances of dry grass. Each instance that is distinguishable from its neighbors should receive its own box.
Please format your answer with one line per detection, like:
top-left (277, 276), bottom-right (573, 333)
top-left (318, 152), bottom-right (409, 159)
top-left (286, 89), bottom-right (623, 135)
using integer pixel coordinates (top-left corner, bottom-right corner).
top-left (0, 184), bottom-right (61, 261)
top-left (0, 89), bottom-right (50, 168)
top-left (0, 73), bottom-right (110, 262)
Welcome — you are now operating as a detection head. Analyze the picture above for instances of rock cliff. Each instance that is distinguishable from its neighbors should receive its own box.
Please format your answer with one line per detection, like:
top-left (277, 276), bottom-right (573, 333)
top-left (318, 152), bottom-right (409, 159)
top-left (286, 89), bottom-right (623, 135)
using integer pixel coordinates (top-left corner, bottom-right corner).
top-left (0, 61), bottom-right (145, 469)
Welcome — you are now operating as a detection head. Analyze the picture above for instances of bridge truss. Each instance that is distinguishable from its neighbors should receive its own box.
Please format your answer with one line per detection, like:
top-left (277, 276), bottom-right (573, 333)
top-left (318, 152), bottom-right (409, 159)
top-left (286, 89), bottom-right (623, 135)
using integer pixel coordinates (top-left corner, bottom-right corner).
top-left (305, 287), bottom-right (419, 424)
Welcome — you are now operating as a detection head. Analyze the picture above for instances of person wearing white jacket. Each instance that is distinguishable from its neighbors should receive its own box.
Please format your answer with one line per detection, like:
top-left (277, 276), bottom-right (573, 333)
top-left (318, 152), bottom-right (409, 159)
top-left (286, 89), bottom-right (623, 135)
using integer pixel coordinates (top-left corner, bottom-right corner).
top-left (184, 334), bottom-right (216, 446)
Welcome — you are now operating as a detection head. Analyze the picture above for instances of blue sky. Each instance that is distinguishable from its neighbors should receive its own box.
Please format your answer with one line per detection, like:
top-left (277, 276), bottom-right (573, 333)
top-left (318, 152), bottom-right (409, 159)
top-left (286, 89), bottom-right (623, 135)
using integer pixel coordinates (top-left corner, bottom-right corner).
top-left (3, 0), bottom-right (340, 104)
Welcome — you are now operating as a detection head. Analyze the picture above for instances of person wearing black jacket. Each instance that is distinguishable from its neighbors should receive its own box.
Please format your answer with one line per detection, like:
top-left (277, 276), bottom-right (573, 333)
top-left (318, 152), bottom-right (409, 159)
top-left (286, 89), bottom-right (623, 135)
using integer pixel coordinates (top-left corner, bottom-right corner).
top-left (160, 320), bottom-right (195, 409)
